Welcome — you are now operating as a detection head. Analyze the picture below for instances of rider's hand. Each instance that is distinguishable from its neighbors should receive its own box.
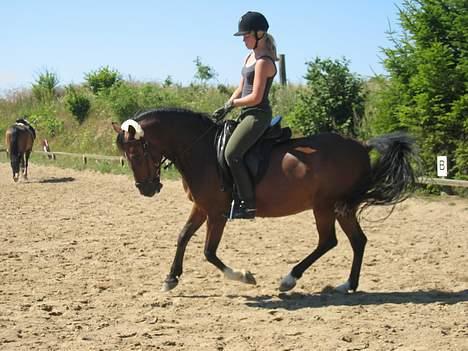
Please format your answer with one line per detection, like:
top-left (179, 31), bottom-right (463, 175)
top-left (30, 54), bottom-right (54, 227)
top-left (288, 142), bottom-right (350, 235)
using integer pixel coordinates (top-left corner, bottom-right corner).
top-left (212, 100), bottom-right (234, 121)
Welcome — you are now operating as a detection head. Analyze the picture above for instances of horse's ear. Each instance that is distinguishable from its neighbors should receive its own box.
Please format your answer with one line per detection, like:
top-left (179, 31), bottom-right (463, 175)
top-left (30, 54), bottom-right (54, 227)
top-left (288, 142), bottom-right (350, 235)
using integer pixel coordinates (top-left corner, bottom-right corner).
top-left (127, 125), bottom-right (137, 140)
top-left (112, 122), bottom-right (122, 134)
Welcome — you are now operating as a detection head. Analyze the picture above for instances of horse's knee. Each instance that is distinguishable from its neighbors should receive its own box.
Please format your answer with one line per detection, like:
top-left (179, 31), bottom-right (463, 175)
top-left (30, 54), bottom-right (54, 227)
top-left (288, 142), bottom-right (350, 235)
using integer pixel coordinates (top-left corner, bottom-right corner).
top-left (204, 249), bottom-right (217, 264)
top-left (323, 236), bottom-right (338, 251)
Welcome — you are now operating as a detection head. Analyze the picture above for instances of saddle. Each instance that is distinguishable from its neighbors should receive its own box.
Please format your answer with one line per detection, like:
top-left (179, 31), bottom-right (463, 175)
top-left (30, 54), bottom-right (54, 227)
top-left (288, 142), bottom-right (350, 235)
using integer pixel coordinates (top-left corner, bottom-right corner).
top-left (15, 119), bottom-right (36, 139)
top-left (215, 116), bottom-right (292, 192)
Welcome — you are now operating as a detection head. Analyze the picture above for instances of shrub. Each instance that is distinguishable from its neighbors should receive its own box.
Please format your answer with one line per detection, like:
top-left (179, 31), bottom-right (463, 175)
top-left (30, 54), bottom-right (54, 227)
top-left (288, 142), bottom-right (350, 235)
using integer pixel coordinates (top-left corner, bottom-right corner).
top-left (85, 66), bottom-right (122, 95)
top-left (32, 70), bottom-right (59, 102)
top-left (64, 85), bottom-right (91, 123)
top-left (289, 57), bottom-right (365, 137)
top-left (28, 106), bottom-right (64, 137)
top-left (106, 83), bottom-right (140, 122)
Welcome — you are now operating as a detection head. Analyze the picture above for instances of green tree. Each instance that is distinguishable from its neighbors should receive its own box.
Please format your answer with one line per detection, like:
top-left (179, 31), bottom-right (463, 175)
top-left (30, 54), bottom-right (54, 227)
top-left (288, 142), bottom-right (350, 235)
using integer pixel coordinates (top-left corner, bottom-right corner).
top-left (193, 57), bottom-right (217, 84)
top-left (374, 0), bottom-right (467, 179)
top-left (85, 66), bottom-right (122, 95)
top-left (32, 70), bottom-right (59, 102)
top-left (290, 57), bottom-right (365, 136)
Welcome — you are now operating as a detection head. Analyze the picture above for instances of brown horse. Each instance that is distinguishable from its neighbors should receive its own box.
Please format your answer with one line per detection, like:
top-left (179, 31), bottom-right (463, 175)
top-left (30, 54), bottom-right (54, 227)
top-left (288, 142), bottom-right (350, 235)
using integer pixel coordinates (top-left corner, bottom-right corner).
top-left (112, 108), bottom-right (417, 293)
top-left (5, 120), bottom-right (36, 182)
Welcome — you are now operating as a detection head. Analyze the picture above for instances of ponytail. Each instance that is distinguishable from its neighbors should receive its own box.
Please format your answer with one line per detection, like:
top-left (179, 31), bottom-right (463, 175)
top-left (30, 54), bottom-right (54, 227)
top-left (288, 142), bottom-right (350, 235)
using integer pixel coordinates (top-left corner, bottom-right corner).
top-left (264, 33), bottom-right (278, 61)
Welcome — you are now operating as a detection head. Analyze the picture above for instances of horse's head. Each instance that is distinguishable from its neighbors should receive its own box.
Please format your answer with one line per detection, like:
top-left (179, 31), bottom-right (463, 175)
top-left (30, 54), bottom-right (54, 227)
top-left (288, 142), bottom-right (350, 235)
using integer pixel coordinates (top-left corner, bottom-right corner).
top-left (113, 120), bottom-right (163, 197)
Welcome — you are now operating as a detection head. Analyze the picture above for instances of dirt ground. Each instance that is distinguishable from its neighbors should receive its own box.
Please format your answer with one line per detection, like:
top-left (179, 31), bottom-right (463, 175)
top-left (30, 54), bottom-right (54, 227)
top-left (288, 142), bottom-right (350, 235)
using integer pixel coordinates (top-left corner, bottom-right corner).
top-left (0, 163), bottom-right (467, 351)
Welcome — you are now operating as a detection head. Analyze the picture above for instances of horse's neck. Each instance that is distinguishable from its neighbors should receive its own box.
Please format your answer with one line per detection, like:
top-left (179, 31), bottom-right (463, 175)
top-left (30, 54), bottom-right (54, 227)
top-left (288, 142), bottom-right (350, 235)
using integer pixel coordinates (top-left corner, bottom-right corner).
top-left (153, 113), bottom-right (215, 162)
top-left (155, 113), bottom-right (216, 177)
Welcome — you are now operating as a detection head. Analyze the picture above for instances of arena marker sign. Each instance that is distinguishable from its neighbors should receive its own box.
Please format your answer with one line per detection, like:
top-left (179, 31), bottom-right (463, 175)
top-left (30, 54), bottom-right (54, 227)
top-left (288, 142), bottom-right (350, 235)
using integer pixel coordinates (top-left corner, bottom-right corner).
top-left (437, 156), bottom-right (447, 177)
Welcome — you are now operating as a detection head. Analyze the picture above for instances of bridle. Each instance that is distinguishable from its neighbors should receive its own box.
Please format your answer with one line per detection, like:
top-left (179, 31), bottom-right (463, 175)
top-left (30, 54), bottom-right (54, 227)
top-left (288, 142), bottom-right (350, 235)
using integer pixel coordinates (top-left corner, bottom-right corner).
top-left (122, 137), bottom-right (166, 191)
top-left (121, 119), bottom-right (218, 190)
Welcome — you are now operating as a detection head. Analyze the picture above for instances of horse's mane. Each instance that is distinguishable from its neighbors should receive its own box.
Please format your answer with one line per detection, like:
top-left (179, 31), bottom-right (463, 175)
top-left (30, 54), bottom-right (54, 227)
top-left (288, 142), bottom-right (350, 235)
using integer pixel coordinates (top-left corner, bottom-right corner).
top-left (133, 108), bottom-right (215, 127)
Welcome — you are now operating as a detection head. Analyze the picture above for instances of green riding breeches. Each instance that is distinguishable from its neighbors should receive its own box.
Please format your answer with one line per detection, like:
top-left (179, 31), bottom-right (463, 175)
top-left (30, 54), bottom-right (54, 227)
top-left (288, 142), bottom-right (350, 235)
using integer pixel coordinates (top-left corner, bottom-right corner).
top-left (224, 108), bottom-right (272, 202)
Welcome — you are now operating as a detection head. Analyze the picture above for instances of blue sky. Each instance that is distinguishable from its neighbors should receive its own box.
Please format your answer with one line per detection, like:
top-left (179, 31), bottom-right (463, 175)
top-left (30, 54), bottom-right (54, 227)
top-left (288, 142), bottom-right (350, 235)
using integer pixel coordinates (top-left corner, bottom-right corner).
top-left (1, 1), bottom-right (403, 94)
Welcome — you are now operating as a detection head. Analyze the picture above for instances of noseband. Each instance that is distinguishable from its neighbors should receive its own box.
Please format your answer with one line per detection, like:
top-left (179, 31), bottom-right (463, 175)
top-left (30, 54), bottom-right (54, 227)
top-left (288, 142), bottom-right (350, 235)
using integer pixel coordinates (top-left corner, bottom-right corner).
top-left (123, 137), bottom-right (164, 191)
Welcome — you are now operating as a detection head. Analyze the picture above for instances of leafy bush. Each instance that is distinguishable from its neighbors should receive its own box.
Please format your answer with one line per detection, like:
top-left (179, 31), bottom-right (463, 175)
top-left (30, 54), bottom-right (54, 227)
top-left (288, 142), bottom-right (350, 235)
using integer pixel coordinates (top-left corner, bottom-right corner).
top-left (32, 70), bottom-right (59, 102)
top-left (106, 83), bottom-right (140, 122)
top-left (64, 85), bottom-right (91, 123)
top-left (28, 107), bottom-right (64, 137)
top-left (289, 57), bottom-right (365, 136)
top-left (85, 66), bottom-right (122, 95)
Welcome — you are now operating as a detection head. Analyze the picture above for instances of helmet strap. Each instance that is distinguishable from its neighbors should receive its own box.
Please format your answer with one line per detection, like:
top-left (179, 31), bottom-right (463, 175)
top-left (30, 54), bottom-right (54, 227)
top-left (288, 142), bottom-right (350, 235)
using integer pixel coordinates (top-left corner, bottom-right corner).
top-left (253, 31), bottom-right (265, 50)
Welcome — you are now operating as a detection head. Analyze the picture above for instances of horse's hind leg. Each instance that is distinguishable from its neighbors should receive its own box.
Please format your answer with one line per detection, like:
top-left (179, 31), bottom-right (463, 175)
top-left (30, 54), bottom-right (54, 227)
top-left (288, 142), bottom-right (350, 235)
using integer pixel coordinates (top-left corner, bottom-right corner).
top-left (23, 151), bottom-right (31, 180)
top-left (162, 205), bottom-right (207, 292)
top-left (336, 213), bottom-right (367, 293)
top-left (280, 206), bottom-right (337, 292)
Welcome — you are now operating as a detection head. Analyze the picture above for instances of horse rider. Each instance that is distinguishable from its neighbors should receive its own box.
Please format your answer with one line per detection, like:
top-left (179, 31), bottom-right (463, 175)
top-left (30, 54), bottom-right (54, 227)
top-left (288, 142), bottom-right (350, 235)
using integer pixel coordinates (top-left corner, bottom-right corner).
top-left (213, 11), bottom-right (278, 219)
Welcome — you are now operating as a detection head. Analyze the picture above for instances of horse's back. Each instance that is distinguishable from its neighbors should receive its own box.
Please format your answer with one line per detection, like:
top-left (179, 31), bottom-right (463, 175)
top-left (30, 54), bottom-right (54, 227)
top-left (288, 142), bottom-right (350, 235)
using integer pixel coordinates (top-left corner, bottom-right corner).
top-left (6, 124), bottom-right (35, 153)
top-left (256, 133), bottom-right (371, 216)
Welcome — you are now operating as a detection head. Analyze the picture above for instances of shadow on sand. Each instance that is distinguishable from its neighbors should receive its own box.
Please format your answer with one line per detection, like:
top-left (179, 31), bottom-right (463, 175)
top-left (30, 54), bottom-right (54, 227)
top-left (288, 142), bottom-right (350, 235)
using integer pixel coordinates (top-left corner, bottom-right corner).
top-left (242, 288), bottom-right (468, 310)
top-left (35, 177), bottom-right (76, 184)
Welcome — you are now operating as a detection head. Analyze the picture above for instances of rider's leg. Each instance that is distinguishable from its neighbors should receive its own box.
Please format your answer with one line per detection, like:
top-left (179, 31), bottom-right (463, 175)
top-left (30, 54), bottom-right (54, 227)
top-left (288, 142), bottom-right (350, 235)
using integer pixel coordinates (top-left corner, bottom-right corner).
top-left (224, 110), bottom-right (271, 218)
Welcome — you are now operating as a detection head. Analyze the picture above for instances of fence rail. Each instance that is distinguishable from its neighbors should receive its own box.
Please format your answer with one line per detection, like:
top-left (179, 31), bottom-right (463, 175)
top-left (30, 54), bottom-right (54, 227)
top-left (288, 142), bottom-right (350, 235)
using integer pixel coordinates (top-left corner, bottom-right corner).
top-left (0, 147), bottom-right (126, 166)
top-left (1, 146), bottom-right (468, 187)
top-left (417, 176), bottom-right (468, 188)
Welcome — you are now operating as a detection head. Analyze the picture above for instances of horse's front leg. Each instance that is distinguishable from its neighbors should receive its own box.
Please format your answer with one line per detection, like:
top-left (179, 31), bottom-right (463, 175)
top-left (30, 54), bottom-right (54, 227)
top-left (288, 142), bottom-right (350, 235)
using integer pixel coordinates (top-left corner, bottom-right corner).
top-left (161, 205), bottom-right (207, 292)
top-left (204, 214), bottom-right (256, 286)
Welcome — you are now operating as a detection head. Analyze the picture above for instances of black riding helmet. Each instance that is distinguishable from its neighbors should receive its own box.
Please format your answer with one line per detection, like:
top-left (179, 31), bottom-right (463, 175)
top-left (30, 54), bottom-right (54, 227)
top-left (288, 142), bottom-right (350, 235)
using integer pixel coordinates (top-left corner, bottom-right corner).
top-left (233, 11), bottom-right (269, 36)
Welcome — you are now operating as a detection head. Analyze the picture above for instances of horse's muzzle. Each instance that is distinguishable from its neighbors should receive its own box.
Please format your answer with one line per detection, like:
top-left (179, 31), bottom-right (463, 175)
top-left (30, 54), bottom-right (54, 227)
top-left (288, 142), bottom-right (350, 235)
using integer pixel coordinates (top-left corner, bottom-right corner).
top-left (135, 179), bottom-right (163, 197)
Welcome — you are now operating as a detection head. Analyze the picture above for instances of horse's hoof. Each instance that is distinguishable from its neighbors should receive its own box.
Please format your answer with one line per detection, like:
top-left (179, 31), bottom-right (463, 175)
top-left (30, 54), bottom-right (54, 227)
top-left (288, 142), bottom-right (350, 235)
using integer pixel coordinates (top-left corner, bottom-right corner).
top-left (335, 280), bottom-right (355, 294)
top-left (161, 278), bottom-right (178, 292)
top-left (242, 270), bottom-right (256, 285)
top-left (13, 176), bottom-right (19, 183)
top-left (279, 273), bottom-right (297, 292)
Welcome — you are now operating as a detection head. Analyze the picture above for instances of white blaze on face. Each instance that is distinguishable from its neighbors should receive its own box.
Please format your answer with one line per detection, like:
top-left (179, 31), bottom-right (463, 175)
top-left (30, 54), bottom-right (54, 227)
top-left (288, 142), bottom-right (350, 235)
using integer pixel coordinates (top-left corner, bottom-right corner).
top-left (121, 119), bottom-right (144, 140)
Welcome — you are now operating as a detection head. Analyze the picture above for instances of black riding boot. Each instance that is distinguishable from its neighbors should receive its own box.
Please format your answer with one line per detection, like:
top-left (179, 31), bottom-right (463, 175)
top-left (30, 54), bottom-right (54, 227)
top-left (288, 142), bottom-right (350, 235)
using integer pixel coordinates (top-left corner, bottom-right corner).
top-left (228, 197), bottom-right (256, 220)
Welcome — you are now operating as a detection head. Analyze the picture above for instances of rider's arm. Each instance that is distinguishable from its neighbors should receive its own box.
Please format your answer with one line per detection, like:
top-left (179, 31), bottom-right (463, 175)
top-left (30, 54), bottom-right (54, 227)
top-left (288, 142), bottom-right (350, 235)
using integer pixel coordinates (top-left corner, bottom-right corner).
top-left (228, 76), bottom-right (244, 103)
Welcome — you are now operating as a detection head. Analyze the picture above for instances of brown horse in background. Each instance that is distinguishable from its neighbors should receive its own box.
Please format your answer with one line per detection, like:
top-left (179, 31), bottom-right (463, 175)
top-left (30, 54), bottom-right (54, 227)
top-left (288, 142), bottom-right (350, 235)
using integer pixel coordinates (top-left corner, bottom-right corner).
top-left (112, 108), bottom-right (417, 294)
top-left (5, 120), bottom-right (36, 182)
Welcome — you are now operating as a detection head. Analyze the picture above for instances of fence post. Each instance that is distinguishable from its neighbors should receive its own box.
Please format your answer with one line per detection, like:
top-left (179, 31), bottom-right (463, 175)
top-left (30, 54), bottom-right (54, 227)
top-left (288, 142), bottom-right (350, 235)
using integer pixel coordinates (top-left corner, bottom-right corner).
top-left (279, 54), bottom-right (287, 86)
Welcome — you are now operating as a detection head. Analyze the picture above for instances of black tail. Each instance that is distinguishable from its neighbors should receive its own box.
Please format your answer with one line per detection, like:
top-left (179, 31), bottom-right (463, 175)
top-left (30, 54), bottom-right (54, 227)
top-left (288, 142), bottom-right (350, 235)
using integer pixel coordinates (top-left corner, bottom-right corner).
top-left (9, 127), bottom-right (20, 174)
top-left (338, 132), bottom-right (418, 215)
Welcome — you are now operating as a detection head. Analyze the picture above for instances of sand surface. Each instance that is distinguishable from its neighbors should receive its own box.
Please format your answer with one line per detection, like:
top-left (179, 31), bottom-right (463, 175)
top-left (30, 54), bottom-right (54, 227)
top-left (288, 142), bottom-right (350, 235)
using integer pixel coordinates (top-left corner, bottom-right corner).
top-left (0, 163), bottom-right (467, 350)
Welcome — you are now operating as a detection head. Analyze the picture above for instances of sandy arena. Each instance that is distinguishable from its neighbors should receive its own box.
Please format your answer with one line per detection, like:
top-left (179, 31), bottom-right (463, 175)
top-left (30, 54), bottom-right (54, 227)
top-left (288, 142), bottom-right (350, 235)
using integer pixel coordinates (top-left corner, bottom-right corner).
top-left (0, 163), bottom-right (467, 350)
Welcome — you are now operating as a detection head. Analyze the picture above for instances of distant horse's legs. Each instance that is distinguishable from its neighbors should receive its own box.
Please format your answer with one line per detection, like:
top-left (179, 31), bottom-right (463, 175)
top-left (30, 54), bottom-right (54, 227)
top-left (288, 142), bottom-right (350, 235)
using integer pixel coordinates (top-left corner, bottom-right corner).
top-left (23, 150), bottom-right (32, 180)
top-left (280, 207), bottom-right (337, 292)
top-left (204, 214), bottom-right (256, 285)
top-left (11, 153), bottom-right (20, 182)
top-left (336, 213), bottom-right (367, 293)
top-left (162, 205), bottom-right (207, 292)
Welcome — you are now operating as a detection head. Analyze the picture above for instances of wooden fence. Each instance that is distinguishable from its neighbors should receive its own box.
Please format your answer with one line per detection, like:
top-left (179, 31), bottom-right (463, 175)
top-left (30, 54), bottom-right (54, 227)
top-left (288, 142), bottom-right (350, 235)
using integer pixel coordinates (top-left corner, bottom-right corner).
top-left (0, 147), bottom-right (126, 166)
top-left (1, 146), bottom-right (467, 188)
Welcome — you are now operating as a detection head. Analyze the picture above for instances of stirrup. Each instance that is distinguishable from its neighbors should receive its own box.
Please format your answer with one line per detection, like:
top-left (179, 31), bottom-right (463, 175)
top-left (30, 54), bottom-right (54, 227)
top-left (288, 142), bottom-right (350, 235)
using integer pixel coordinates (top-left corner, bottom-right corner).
top-left (228, 199), bottom-right (256, 220)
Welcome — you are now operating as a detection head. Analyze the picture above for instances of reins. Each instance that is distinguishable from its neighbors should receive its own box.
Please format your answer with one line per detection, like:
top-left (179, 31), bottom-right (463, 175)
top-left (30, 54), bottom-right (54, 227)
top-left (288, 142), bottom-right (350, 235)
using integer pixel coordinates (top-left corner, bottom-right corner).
top-left (160, 122), bottom-right (218, 170)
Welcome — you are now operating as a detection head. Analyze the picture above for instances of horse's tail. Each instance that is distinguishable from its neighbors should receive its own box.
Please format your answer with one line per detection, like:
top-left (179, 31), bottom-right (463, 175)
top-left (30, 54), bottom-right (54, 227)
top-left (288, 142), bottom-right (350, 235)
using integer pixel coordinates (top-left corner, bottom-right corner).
top-left (337, 132), bottom-right (418, 215)
top-left (8, 126), bottom-right (21, 174)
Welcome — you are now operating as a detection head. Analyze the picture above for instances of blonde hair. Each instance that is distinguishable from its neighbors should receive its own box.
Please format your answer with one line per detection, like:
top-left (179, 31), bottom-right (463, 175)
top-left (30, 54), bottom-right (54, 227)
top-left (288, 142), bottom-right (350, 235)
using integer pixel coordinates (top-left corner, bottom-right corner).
top-left (256, 31), bottom-right (278, 61)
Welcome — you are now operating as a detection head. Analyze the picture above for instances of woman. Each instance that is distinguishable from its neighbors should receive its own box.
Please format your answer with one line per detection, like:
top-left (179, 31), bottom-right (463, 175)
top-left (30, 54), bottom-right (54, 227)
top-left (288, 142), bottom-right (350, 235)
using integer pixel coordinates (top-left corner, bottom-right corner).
top-left (213, 11), bottom-right (278, 219)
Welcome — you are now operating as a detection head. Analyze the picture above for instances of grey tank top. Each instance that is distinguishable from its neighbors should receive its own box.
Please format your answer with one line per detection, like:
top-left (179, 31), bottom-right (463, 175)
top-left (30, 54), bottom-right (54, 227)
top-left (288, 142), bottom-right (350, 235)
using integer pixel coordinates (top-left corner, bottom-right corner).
top-left (241, 55), bottom-right (277, 111)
